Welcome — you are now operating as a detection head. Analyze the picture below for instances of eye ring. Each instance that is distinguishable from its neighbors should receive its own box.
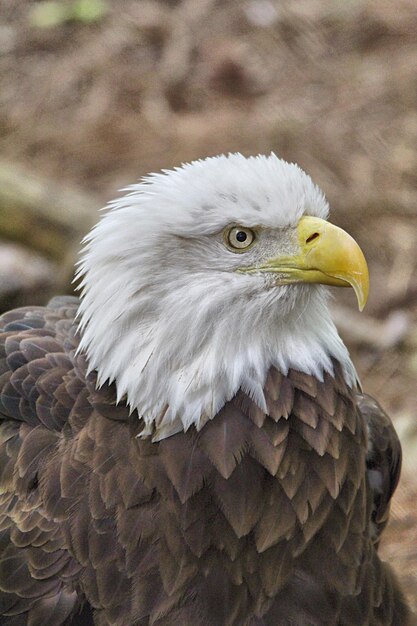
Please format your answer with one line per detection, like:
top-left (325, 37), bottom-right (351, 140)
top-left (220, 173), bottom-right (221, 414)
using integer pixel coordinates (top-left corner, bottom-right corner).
top-left (224, 226), bottom-right (256, 251)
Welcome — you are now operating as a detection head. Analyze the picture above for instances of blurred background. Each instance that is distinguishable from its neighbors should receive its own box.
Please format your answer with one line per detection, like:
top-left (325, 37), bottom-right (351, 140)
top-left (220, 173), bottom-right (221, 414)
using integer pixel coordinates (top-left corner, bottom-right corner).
top-left (0, 0), bottom-right (416, 608)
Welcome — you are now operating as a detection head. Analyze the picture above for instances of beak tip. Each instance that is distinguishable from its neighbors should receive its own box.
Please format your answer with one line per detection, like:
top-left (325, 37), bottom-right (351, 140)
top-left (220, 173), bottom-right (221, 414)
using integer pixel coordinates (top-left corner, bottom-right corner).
top-left (357, 289), bottom-right (369, 312)
top-left (352, 279), bottom-right (369, 313)
top-left (355, 288), bottom-right (368, 313)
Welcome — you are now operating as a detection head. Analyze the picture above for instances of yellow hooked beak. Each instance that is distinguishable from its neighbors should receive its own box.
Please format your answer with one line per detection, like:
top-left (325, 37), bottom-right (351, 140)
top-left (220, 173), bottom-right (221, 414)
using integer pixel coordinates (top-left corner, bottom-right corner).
top-left (242, 216), bottom-right (369, 311)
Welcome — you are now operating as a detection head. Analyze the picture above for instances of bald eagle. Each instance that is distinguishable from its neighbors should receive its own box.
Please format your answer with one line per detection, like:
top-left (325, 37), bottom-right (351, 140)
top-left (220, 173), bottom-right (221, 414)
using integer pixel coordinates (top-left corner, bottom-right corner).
top-left (0, 154), bottom-right (411, 625)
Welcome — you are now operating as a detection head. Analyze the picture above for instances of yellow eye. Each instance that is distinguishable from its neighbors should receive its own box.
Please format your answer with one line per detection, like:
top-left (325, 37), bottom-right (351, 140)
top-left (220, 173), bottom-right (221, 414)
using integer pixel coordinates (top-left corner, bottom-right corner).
top-left (225, 226), bottom-right (256, 251)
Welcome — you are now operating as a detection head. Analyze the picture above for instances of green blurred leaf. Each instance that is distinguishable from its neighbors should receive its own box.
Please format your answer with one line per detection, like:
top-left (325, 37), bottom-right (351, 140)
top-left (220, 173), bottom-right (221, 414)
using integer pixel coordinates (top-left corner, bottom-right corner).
top-left (29, 1), bottom-right (70, 28)
top-left (71, 0), bottom-right (107, 23)
top-left (29, 0), bottom-right (107, 29)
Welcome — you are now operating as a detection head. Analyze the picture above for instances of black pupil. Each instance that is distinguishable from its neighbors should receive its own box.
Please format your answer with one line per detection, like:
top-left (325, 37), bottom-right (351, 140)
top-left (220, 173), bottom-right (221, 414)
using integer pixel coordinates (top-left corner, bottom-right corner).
top-left (236, 231), bottom-right (247, 243)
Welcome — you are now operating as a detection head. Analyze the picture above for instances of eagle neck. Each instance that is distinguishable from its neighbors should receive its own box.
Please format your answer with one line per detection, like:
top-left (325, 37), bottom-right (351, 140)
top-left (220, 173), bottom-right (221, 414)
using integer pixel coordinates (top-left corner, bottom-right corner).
top-left (78, 280), bottom-right (357, 442)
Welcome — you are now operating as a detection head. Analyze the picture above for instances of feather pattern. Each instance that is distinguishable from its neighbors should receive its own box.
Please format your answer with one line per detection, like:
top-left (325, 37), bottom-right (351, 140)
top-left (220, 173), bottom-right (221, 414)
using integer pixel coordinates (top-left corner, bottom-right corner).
top-left (0, 299), bottom-right (411, 625)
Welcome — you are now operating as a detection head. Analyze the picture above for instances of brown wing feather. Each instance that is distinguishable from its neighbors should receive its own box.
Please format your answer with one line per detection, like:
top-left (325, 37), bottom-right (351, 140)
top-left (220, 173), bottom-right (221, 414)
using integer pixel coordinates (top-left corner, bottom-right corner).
top-left (358, 393), bottom-right (403, 544)
top-left (0, 298), bottom-right (89, 625)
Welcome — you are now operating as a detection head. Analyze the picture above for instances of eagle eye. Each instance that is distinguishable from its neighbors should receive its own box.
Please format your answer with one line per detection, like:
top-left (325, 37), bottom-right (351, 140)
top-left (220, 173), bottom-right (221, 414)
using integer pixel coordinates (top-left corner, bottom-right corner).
top-left (225, 226), bottom-right (256, 251)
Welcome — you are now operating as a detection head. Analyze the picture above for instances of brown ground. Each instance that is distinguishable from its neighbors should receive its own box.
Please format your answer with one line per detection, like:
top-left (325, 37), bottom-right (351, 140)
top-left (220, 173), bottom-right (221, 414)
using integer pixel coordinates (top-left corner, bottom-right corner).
top-left (0, 0), bottom-right (416, 612)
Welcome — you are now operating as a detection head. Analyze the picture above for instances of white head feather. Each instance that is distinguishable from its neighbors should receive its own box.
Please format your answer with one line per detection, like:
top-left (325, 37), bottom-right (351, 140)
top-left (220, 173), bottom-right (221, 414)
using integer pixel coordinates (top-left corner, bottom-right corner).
top-left (76, 153), bottom-right (356, 440)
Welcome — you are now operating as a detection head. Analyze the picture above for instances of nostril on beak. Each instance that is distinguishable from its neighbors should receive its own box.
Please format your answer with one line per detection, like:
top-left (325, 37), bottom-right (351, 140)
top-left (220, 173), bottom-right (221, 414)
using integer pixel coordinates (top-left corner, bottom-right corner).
top-left (306, 232), bottom-right (320, 244)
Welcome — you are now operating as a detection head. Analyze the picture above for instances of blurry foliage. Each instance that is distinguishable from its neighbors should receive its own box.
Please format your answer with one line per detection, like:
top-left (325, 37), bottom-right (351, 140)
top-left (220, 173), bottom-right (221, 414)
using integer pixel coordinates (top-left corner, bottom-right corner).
top-left (29, 0), bottom-right (108, 28)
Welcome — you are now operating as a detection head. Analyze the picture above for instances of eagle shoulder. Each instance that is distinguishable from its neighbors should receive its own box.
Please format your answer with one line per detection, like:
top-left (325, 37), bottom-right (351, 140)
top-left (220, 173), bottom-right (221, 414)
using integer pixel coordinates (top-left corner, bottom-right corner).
top-left (358, 393), bottom-right (402, 544)
top-left (0, 297), bottom-right (92, 625)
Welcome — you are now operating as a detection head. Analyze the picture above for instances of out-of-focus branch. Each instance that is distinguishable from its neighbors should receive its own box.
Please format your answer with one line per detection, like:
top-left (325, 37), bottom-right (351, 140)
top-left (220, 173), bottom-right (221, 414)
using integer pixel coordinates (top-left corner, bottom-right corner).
top-left (0, 159), bottom-right (99, 260)
top-left (331, 304), bottom-right (411, 350)
top-left (373, 286), bottom-right (417, 317)
top-left (0, 241), bottom-right (57, 312)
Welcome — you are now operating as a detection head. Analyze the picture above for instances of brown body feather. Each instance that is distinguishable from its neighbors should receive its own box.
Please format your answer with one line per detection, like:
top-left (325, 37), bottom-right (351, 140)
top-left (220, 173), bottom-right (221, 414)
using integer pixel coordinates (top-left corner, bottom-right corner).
top-left (0, 297), bottom-right (411, 625)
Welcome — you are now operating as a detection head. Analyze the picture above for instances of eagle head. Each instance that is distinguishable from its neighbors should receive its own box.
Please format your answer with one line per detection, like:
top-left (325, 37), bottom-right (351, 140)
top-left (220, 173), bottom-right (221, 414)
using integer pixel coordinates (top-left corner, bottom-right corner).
top-left (76, 153), bottom-right (368, 440)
